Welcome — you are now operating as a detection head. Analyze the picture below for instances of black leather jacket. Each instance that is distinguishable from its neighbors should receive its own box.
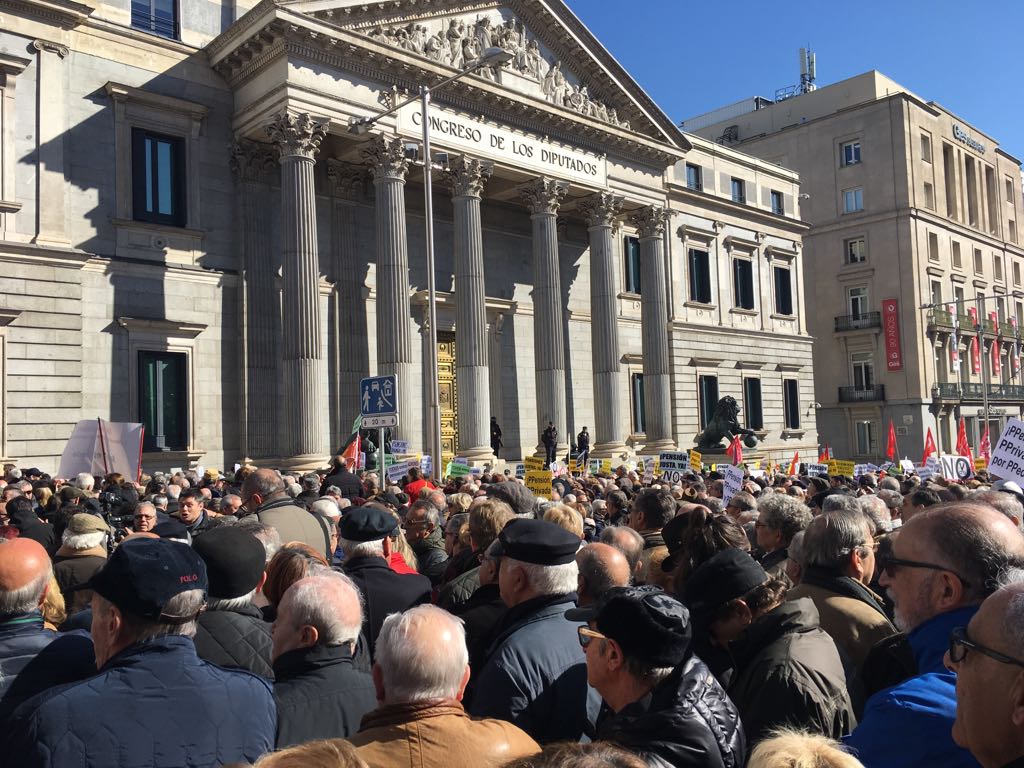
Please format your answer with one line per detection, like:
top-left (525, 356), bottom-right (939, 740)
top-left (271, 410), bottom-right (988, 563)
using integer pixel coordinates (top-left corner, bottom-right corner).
top-left (596, 654), bottom-right (746, 768)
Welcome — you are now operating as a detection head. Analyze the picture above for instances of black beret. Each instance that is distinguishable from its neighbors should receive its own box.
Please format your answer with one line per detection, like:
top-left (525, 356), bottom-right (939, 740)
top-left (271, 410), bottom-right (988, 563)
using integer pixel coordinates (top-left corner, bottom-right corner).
top-left (567, 585), bottom-right (692, 667)
top-left (682, 549), bottom-right (767, 619)
top-left (492, 518), bottom-right (579, 565)
top-left (339, 505), bottom-right (397, 542)
top-left (192, 526), bottom-right (266, 600)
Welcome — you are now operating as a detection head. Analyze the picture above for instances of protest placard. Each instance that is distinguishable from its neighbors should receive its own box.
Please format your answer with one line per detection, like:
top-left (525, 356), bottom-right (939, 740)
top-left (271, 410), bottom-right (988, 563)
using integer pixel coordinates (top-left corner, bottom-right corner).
top-left (524, 455), bottom-right (544, 471)
top-left (386, 460), bottom-right (414, 483)
top-left (525, 469), bottom-right (553, 499)
top-left (689, 450), bottom-right (702, 471)
top-left (938, 453), bottom-right (974, 481)
top-left (989, 419), bottom-right (1024, 483)
top-left (390, 439), bottom-right (409, 455)
top-left (722, 465), bottom-right (744, 506)
top-left (827, 459), bottom-right (856, 477)
top-left (446, 462), bottom-right (472, 478)
top-left (805, 463), bottom-right (829, 477)
top-left (513, 463), bottom-right (526, 479)
top-left (600, 459), bottom-right (612, 474)
top-left (659, 451), bottom-right (689, 484)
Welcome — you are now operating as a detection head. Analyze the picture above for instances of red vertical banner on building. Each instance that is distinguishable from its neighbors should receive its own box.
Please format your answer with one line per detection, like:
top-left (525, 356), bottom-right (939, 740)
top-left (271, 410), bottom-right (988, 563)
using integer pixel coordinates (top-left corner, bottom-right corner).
top-left (882, 299), bottom-right (903, 371)
top-left (968, 306), bottom-right (981, 374)
top-left (990, 311), bottom-right (1002, 377)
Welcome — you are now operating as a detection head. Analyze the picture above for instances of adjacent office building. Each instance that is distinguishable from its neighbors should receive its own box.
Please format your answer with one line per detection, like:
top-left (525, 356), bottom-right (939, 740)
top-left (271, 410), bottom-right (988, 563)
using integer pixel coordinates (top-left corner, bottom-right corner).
top-left (689, 71), bottom-right (1024, 459)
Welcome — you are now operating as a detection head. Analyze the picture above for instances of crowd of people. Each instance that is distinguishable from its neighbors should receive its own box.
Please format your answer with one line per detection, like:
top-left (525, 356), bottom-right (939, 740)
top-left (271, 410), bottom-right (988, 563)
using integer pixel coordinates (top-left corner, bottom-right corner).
top-left (1, 456), bottom-right (1023, 768)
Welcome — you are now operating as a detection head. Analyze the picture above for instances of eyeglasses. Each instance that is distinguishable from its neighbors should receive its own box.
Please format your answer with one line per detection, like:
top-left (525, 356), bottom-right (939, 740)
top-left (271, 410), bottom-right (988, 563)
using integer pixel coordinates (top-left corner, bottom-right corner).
top-left (949, 626), bottom-right (1024, 668)
top-left (877, 552), bottom-right (972, 589)
top-left (577, 626), bottom-right (606, 648)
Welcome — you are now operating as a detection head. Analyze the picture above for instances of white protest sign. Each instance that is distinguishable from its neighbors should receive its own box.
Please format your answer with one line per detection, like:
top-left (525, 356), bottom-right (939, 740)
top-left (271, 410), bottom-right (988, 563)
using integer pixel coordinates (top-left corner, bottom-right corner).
top-left (900, 460), bottom-right (915, 474)
top-left (938, 453), bottom-right (974, 481)
top-left (453, 457), bottom-right (469, 466)
top-left (390, 439), bottom-right (410, 455)
top-left (420, 455), bottom-right (432, 475)
top-left (659, 451), bottom-right (690, 484)
top-left (805, 463), bottom-right (829, 477)
top-left (917, 456), bottom-right (939, 481)
top-left (989, 418), bottom-right (1024, 483)
top-left (514, 463), bottom-right (526, 479)
top-left (722, 465), bottom-right (745, 506)
top-left (386, 460), bottom-right (414, 483)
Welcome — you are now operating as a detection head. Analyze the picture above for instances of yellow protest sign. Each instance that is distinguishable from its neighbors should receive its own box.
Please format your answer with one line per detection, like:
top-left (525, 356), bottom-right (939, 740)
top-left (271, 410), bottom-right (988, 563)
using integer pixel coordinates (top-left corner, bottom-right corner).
top-left (525, 469), bottom-right (553, 499)
top-left (524, 455), bottom-right (545, 471)
top-left (689, 450), bottom-right (702, 471)
top-left (827, 459), bottom-right (856, 477)
top-left (600, 459), bottom-right (612, 474)
top-left (974, 457), bottom-right (988, 471)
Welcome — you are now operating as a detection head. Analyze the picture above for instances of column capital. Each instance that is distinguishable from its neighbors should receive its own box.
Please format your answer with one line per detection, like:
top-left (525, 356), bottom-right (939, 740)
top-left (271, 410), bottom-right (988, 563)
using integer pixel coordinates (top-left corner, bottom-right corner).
top-left (265, 112), bottom-right (328, 161)
top-left (443, 155), bottom-right (492, 198)
top-left (326, 159), bottom-right (366, 200)
top-left (519, 177), bottom-right (568, 215)
top-left (229, 139), bottom-right (277, 183)
top-left (630, 205), bottom-right (670, 239)
top-left (31, 40), bottom-right (69, 58)
top-left (578, 192), bottom-right (624, 228)
top-left (363, 135), bottom-right (410, 181)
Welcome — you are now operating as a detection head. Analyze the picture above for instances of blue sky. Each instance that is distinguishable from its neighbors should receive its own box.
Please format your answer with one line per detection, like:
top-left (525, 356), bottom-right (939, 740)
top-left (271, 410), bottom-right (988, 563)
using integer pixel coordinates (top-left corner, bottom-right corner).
top-left (566, 0), bottom-right (1024, 161)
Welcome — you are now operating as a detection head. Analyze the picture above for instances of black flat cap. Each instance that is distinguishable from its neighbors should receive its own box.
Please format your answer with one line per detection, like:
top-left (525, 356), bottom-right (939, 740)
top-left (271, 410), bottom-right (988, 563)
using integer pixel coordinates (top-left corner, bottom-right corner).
top-left (339, 505), bottom-right (397, 542)
top-left (192, 526), bottom-right (266, 600)
top-left (682, 549), bottom-right (767, 619)
top-left (491, 518), bottom-right (579, 565)
top-left (152, 519), bottom-right (188, 540)
top-left (567, 585), bottom-right (692, 667)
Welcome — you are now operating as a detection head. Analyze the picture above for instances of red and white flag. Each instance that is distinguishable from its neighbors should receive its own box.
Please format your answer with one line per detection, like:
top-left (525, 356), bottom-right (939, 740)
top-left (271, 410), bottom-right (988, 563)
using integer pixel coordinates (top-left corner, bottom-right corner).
top-left (886, 420), bottom-right (898, 461)
top-left (922, 427), bottom-right (937, 465)
top-left (957, 417), bottom-right (974, 462)
top-left (980, 426), bottom-right (992, 465)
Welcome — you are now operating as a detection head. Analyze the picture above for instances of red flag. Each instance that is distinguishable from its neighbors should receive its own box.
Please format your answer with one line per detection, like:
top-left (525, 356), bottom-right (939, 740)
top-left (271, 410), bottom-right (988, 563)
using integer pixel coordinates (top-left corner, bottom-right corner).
top-left (825, 444), bottom-right (832, 461)
top-left (922, 427), bottom-right (937, 465)
top-left (956, 417), bottom-right (973, 461)
top-left (886, 420), bottom-right (898, 461)
top-left (788, 451), bottom-right (799, 476)
top-left (342, 433), bottom-right (361, 471)
top-left (818, 446), bottom-right (828, 463)
top-left (980, 426), bottom-right (992, 465)
top-left (726, 434), bottom-right (743, 466)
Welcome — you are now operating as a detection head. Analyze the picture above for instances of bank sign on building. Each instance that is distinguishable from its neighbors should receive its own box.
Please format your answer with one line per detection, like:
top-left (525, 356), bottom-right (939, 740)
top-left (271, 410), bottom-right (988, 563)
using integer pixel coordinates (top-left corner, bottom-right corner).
top-left (0, 0), bottom-right (816, 471)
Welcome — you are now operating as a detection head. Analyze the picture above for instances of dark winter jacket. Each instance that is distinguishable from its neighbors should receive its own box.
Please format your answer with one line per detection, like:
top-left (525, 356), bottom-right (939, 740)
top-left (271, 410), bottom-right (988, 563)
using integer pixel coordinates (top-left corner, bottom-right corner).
top-left (273, 643), bottom-right (377, 748)
top-left (52, 548), bottom-right (106, 614)
top-left (468, 592), bottom-right (600, 744)
top-left (0, 634), bottom-right (276, 768)
top-left (342, 555), bottom-right (431, 659)
top-left (454, 582), bottom-right (507, 679)
top-left (0, 613), bottom-right (58, 701)
top-left (0, 630), bottom-right (95, 718)
top-left (437, 561), bottom-right (481, 611)
top-left (411, 528), bottom-right (449, 586)
top-left (321, 465), bottom-right (363, 500)
top-left (193, 602), bottom-right (274, 678)
top-left (596, 655), bottom-right (746, 768)
top-left (7, 506), bottom-right (55, 552)
top-left (255, 497), bottom-right (333, 560)
top-left (728, 597), bottom-right (855, 742)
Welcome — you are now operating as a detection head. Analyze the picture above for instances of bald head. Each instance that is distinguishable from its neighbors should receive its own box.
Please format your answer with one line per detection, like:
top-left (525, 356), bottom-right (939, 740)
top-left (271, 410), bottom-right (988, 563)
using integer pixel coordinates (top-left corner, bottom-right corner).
top-left (0, 538), bottom-right (52, 615)
top-left (576, 542), bottom-right (632, 607)
top-left (908, 502), bottom-right (1024, 603)
top-left (243, 468), bottom-right (287, 503)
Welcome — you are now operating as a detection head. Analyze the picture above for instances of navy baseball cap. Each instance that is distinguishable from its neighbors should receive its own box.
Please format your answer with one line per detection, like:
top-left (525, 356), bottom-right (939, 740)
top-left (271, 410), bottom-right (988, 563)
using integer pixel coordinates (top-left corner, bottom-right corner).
top-left (87, 538), bottom-right (207, 622)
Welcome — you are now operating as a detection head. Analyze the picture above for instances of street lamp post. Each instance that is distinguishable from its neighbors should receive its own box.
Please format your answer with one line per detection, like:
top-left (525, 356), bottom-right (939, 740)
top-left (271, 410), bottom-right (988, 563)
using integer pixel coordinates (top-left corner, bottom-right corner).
top-left (349, 47), bottom-right (513, 480)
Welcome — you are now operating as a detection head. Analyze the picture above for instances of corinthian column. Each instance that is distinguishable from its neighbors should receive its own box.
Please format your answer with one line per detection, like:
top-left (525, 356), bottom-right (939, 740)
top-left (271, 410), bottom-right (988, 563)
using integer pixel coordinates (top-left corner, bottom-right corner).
top-left (631, 205), bottom-right (676, 452)
top-left (229, 139), bottom-right (279, 462)
top-left (520, 177), bottom-right (569, 458)
top-left (442, 156), bottom-right (494, 463)
top-left (579, 192), bottom-right (626, 458)
top-left (266, 112), bottom-right (328, 466)
top-left (363, 136), bottom-right (416, 446)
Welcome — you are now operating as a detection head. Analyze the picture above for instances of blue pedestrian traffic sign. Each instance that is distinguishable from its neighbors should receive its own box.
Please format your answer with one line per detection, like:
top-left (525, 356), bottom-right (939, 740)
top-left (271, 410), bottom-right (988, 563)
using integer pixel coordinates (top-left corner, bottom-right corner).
top-left (360, 375), bottom-right (399, 428)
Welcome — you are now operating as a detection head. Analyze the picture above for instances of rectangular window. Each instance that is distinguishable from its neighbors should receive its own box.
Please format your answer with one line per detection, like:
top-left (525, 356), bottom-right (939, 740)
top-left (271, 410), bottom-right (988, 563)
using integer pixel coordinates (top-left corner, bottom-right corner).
top-left (966, 156), bottom-right (979, 227)
top-left (855, 421), bottom-right (876, 455)
top-left (974, 248), bottom-right (984, 275)
top-left (131, 128), bottom-right (185, 226)
top-left (954, 285), bottom-right (965, 305)
top-left (731, 177), bottom-right (746, 204)
top-left (685, 163), bottom-right (703, 192)
top-left (841, 141), bottom-right (861, 166)
top-left (783, 379), bottom-right (800, 429)
top-left (1015, 261), bottom-right (1022, 287)
top-left (688, 248), bottom-right (712, 303)
top-left (698, 375), bottom-right (719, 430)
top-left (1007, 177), bottom-right (1016, 204)
top-left (852, 351), bottom-right (874, 391)
top-left (138, 350), bottom-right (188, 451)
top-left (944, 144), bottom-right (959, 220)
top-left (986, 166), bottom-right (999, 235)
top-left (996, 254), bottom-right (1004, 282)
top-left (630, 373), bottom-right (645, 434)
top-left (743, 378), bottom-right (763, 430)
top-left (953, 240), bottom-right (962, 269)
top-left (930, 280), bottom-right (942, 307)
top-left (623, 236), bottom-right (641, 294)
top-left (848, 286), bottom-right (869, 318)
top-left (920, 132), bottom-right (932, 163)
top-left (733, 258), bottom-right (755, 310)
top-left (845, 237), bottom-right (866, 264)
top-left (843, 187), bottom-right (864, 213)
top-left (770, 190), bottom-right (784, 215)
top-left (1017, 301), bottom-right (1023, 325)
top-left (923, 181), bottom-right (935, 210)
top-left (773, 266), bottom-right (793, 315)
top-left (997, 297), bottom-right (1007, 322)
top-left (131, 0), bottom-right (179, 39)
top-left (928, 231), bottom-right (939, 261)
top-left (1011, 220), bottom-right (1018, 244)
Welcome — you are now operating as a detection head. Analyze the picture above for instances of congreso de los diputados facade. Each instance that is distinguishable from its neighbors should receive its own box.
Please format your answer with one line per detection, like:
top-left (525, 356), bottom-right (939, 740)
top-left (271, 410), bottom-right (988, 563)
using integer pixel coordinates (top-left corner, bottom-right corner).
top-left (1, 0), bottom-right (817, 471)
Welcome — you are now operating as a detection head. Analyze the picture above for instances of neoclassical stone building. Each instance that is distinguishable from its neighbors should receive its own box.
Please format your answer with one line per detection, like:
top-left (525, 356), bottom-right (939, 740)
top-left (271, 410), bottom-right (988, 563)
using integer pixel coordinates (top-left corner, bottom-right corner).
top-left (0, 0), bottom-right (816, 471)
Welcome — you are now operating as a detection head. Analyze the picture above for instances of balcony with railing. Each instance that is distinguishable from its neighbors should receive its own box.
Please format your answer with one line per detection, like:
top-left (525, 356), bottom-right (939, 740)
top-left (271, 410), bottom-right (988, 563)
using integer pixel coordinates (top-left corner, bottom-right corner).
top-left (934, 382), bottom-right (1024, 401)
top-left (838, 385), bottom-right (886, 402)
top-left (834, 311), bottom-right (881, 332)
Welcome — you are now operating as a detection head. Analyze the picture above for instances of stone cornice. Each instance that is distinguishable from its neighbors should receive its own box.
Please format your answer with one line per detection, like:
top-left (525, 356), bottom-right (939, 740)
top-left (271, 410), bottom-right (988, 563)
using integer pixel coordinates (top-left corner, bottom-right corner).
top-left (104, 82), bottom-right (209, 124)
top-left (5, 0), bottom-right (94, 29)
top-left (116, 317), bottom-right (208, 338)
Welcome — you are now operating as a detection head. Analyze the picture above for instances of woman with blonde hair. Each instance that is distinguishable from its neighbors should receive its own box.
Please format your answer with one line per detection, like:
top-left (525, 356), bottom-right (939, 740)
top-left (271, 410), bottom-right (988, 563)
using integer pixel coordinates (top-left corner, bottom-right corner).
top-left (748, 729), bottom-right (865, 768)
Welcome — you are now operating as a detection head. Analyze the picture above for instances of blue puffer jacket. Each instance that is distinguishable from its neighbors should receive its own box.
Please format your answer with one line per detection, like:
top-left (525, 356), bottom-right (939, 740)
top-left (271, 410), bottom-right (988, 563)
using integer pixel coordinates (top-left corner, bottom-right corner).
top-left (0, 613), bottom-right (56, 701)
top-left (1, 634), bottom-right (276, 768)
top-left (844, 606), bottom-right (981, 768)
top-left (468, 593), bottom-right (600, 744)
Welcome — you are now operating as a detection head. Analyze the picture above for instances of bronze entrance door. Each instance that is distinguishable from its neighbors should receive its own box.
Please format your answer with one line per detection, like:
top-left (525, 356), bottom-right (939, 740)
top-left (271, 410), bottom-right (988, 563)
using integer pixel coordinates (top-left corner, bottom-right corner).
top-left (437, 332), bottom-right (458, 459)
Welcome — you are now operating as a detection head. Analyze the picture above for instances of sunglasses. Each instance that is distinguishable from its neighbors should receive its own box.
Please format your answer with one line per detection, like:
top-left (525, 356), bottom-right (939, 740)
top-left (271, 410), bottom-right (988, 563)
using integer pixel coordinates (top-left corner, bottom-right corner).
top-left (577, 626), bottom-right (606, 648)
top-left (876, 552), bottom-right (972, 589)
top-left (949, 626), bottom-right (1024, 668)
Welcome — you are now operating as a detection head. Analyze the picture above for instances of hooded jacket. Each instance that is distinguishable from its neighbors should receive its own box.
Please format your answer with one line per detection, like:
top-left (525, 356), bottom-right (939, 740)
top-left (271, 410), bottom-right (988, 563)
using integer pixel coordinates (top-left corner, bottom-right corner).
top-left (728, 597), bottom-right (855, 742)
top-left (596, 654), bottom-right (746, 768)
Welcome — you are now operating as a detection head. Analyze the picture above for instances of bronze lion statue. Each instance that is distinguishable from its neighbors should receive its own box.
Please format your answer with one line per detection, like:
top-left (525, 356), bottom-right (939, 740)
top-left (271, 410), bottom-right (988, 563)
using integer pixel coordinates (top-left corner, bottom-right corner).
top-left (696, 395), bottom-right (760, 453)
